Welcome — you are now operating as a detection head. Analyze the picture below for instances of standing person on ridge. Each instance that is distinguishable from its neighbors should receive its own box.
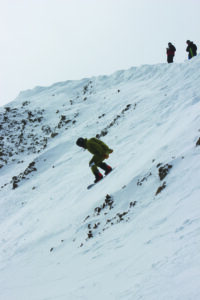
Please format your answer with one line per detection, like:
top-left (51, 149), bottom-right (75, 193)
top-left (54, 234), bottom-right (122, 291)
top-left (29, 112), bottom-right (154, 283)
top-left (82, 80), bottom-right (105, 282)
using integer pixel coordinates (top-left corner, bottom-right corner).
top-left (186, 40), bottom-right (197, 59)
top-left (76, 137), bottom-right (113, 183)
top-left (166, 42), bottom-right (176, 63)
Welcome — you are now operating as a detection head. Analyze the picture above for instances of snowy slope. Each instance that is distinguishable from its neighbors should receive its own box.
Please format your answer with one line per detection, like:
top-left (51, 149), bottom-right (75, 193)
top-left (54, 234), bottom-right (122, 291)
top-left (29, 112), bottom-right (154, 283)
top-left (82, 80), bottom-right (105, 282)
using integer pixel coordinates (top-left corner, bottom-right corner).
top-left (0, 56), bottom-right (200, 300)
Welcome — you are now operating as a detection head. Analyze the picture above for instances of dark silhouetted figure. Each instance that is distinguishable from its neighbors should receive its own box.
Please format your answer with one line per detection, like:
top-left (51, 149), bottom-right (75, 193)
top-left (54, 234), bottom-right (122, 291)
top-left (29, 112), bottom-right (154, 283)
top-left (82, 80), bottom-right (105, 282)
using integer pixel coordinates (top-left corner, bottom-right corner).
top-left (186, 40), bottom-right (197, 59)
top-left (166, 42), bottom-right (176, 63)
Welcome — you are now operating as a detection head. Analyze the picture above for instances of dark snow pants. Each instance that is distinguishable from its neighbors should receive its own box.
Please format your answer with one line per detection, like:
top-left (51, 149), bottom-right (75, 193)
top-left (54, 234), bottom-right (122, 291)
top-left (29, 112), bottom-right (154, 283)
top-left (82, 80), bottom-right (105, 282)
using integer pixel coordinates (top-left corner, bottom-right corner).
top-left (167, 55), bottom-right (174, 63)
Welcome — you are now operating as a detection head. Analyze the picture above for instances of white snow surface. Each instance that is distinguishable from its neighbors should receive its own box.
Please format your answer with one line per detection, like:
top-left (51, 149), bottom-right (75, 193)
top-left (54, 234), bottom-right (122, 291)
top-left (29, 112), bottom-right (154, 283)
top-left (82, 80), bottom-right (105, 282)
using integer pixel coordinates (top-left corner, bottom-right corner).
top-left (1, 57), bottom-right (200, 300)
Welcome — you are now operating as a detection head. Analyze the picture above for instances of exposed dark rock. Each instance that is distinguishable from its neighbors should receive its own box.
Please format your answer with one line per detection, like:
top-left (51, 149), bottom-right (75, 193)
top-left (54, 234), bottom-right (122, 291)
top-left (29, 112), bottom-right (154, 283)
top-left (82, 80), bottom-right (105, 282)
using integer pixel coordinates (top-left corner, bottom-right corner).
top-left (11, 161), bottom-right (37, 189)
top-left (87, 231), bottom-right (93, 239)
top-left (130, 201), bottom-right (137, 208)
top-left (83, 85), bottom-right (88, 95)
top-left (158, 164), bottom-right (172, 181)
top-left (97, 103), bottom-right (135, 138)
top-left (137, 172), bottom-right (152, 186)
top-left (12, 180), bottom-right (18, 190)
top-left (22, 101), bottom-right (30, 106)
top-left (80, 193), bottom-right (137, 246)
top-left (83, 215), bottom-right (90, 222)
top-left (155, 181), bottom-right (166, 195)
top-left (93, 223), bottom-right (100, 229)
top-left (42, 125), bottom-right (52, 135)
top-left (94, 207), bottom-right (102, 215)
top-left (51, 132), bottom-right (58, 138)
top-left (117, 211), bottom-right (128, 221)
top-left (196, 137), bottom-right (200, 146)
top-left (98, 114), bottom-right (105, 119)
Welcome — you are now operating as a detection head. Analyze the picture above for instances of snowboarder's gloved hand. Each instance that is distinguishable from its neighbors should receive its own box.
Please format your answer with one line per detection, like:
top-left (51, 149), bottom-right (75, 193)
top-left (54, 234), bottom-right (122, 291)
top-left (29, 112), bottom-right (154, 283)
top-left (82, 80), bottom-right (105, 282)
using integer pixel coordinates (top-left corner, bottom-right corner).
top-left (104, 149), bottom-right (113, 159)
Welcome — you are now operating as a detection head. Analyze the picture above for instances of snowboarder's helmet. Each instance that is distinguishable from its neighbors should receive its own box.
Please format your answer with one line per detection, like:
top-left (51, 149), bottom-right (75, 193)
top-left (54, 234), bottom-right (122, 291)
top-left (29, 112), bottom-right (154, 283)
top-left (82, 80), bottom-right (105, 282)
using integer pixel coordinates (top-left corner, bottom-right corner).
top-left (76, 137), bottom-right (85, 147)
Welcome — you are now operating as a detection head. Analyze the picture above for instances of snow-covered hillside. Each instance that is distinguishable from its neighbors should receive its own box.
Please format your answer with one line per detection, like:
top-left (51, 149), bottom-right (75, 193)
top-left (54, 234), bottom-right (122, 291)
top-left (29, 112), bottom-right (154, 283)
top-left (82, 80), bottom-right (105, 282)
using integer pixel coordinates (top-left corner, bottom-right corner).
top-left (1, 57), bottom-right (200, 300)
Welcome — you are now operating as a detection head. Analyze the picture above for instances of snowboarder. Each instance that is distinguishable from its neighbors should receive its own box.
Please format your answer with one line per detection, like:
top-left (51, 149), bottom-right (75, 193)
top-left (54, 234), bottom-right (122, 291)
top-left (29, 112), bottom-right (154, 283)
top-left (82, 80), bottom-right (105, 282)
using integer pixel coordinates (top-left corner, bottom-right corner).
top-left (76, 137), bottom-right (113, 183)
top-left (186, 40), bottom-right (197, 59)
top-left (166, 42), bottom-right (176, 63)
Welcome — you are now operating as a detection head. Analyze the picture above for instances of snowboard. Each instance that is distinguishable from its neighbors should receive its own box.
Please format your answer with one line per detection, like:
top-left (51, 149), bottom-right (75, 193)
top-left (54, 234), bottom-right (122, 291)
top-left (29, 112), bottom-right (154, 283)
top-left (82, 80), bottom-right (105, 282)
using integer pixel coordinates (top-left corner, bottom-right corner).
top-left (87, 168), bottom-right (114, 190)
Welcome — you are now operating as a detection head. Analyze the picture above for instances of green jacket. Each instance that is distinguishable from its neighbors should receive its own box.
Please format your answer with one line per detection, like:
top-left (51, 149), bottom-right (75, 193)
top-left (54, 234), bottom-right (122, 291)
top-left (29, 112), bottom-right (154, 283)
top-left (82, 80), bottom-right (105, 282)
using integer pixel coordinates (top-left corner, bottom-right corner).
top-left (85, 138), bottom-right (111, 157)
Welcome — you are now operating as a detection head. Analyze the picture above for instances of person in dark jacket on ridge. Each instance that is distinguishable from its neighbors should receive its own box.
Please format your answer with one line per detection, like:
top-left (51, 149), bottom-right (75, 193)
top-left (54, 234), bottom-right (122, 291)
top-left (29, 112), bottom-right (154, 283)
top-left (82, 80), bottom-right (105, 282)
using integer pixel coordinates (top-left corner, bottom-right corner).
top-left (76, 137), bottom-right (113, 183)
top-left (166, 42), bottom-right (176, 63)
top-left (186, 40), bottom-right (197, 59)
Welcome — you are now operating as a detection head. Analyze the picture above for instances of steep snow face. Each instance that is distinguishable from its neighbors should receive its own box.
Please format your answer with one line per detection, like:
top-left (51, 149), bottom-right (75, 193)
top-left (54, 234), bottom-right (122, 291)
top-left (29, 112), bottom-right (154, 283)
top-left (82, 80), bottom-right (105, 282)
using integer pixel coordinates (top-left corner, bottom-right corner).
top-left (0, 57), bottom-right (200, 300)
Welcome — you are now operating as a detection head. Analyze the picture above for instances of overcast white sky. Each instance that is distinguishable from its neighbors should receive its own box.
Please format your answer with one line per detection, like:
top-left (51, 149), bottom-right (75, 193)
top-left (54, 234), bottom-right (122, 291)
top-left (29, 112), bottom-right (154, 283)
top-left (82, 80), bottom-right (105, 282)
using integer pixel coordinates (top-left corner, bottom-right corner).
top-left (0, 0), bottom-right (199, 106)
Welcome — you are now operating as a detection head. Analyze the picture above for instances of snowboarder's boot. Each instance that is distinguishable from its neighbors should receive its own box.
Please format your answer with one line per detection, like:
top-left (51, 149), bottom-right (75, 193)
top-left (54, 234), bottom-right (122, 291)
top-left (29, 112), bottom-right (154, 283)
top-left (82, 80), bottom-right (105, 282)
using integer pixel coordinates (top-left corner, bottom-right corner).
top-left (99, 162), bottom-right (112, 175)
top-left (94, 172), bottom-right (103, 183)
